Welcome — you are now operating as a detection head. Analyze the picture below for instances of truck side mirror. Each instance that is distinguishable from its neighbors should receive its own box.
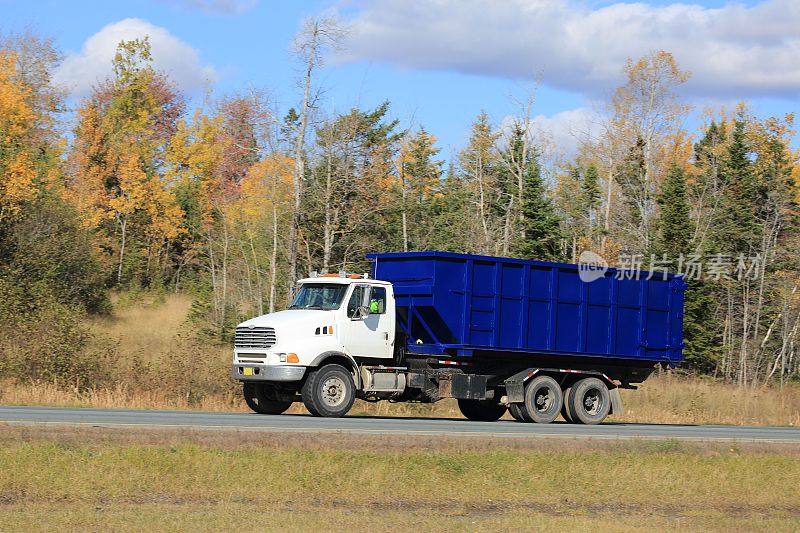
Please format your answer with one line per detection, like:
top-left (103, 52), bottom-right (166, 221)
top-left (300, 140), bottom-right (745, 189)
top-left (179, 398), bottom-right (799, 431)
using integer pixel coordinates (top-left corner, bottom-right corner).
top-left (354, 305), bottom-right (369, 319)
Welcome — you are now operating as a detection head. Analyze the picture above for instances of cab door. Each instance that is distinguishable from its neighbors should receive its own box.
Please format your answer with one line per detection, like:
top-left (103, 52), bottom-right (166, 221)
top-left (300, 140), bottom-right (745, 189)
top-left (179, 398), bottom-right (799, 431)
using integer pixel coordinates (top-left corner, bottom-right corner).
top-left (343, 284), bottom-right (393, 359)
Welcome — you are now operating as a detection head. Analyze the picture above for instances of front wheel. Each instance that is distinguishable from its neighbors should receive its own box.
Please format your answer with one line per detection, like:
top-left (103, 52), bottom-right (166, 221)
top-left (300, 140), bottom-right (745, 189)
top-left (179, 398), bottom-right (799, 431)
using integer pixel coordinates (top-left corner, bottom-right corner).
top-left (243, 383), bottom-right (293, 415)
top-left (301, 364), bottom-right (356, 417)
top-left (457, 399), bottom-right (507, 422)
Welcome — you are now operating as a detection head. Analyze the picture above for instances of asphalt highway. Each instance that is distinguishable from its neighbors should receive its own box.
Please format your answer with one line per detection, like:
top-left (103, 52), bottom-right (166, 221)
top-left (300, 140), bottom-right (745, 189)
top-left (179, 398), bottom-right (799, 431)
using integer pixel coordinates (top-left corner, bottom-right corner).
top-left (1, 406), bottom-right (799, 442)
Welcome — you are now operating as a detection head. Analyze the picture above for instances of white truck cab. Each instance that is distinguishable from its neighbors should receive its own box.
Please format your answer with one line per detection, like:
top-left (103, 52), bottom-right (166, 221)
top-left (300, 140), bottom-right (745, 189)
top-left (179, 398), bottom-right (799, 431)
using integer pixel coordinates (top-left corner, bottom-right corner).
top-left (232, 273), bottom-right (396, 416)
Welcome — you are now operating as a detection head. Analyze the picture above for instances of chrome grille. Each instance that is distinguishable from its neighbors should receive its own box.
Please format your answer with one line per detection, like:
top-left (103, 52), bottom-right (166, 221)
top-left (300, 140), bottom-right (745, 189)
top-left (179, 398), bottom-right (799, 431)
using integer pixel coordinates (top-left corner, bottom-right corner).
top-left (234, 326), bottom-right (277, 349)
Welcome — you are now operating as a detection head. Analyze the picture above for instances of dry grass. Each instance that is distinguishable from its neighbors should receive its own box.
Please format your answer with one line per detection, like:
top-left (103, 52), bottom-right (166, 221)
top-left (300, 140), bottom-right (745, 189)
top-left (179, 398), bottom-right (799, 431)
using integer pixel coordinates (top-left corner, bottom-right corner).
top-left (88, 292), bottom-right (193, 356)
top-left (0, 380), bottom-right (242, 412)
top-left (0, 426), bottom-right (798, 532)
top-left (618, 373), bottom-right (800, 427)
top-left (2, 292), bottom-right (799, 426)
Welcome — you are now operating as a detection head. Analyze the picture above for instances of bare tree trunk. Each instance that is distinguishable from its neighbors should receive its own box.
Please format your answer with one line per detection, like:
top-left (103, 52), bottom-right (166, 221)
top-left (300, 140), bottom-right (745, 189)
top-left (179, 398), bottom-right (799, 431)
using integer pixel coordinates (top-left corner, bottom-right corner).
top-left (600, 162), bottom-right (614, 256)
top-left (287, 17), bottom-right (345, 302)
top-left (502, 196), bottom-right (515, 256)
top-left (269, 205), bottom-right (278, 313)
top-left (220, 221), bottom-right (230, 337)
top-left (247, 236), bottom-right (263, 315)
top-left (207, 232), bottom-right (219, 325)
top-left (753, 214), bottom-right (780, 346)
top-left (400, 162), bottom-right (409, 252)
top-left (239, 239), bottom-right (254, 308)
top-left (288, 20), bottom-right (320, 303)
top-left (738, 280), bottom-right (751, 386)
top-left (117, 214), bottom-right (128, 284)
top-left (476, 157), bottom-right (490, 253)
top-left (323, 145), bottom-right (334, 270)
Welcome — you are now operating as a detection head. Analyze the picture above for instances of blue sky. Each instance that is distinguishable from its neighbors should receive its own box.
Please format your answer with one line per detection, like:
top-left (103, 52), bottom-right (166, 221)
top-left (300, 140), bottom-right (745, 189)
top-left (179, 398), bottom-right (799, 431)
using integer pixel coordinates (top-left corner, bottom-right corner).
top-left (1, 0), bottom-right (798, 158)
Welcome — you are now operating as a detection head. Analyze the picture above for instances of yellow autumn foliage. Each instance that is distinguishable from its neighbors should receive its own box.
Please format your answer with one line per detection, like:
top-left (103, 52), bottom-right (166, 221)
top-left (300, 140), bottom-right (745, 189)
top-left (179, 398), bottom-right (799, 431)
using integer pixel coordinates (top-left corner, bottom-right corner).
top-left (236, 154), bottom-right (293, 219)
top-left (0, 51), bottom-right (38, 220)
top-left (110, 153), bottom-right (184, 241)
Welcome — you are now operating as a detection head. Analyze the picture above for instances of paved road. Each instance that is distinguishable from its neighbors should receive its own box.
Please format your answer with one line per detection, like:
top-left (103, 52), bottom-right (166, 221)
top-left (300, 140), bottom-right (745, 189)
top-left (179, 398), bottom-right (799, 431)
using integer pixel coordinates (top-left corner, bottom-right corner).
top-left (1, 406), bottom-right (798, 442)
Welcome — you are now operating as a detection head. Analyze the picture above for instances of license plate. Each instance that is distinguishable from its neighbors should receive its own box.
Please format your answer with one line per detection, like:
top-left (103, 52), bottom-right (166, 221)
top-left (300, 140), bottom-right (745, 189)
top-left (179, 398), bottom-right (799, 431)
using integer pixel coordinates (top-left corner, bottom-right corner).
top-left (243, 367), bottom-right (254, 376)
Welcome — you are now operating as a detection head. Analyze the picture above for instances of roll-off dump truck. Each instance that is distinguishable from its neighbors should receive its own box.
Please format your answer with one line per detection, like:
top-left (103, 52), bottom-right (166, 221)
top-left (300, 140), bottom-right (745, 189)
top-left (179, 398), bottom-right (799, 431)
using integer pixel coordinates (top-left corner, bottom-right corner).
top-left (232, 251), bottom-right (685, 424)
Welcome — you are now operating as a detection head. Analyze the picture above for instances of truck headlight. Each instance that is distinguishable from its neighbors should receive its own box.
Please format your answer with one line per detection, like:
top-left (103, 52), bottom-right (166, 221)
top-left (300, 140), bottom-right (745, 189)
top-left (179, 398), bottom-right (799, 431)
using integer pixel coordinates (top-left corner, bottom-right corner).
top-left (278, 353), bottom-right (299, 363)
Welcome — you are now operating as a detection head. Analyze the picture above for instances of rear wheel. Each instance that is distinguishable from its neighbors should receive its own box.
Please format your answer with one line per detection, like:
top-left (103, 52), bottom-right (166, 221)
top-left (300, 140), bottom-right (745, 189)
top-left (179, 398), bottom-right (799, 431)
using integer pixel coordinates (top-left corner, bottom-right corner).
top-left (457, 399), bottom-right (507, 422)
top-left (523, 375), bottom-right (563, 424)
top-left (301, 364), bottom-right (356, 418)
top-left (509, 403), bottom-right (526, 422)
top-left (567, 377), bottom-right (611, 425)
top-left (561, 386), bottom-right (575, 423)
top-left (243, 383), bottom-right (293, 415)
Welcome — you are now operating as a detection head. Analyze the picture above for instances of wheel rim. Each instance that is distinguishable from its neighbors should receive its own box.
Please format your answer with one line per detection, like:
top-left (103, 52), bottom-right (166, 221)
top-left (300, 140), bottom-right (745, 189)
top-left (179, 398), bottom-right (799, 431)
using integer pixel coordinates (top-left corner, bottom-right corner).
top-left (582, 387), bottom-right (603, 416)
top-left (321, 376), bottom-right (346, 408)
top-left (534, 386), bottom-right (554, 413)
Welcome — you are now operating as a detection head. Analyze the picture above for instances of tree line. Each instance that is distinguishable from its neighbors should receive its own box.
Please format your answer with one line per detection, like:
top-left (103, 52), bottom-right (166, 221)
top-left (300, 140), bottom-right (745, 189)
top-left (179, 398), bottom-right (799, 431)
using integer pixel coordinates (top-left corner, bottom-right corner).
top-left (0, 23), bottom-right (798, 387)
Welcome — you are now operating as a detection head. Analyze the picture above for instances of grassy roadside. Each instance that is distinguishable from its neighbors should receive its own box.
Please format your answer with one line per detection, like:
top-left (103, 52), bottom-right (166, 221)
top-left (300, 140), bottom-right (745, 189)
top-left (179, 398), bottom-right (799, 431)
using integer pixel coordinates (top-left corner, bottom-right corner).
top-left (3, 375), bottom-right (799, 427)
top-left (0, 426), bottom-right (799, 531)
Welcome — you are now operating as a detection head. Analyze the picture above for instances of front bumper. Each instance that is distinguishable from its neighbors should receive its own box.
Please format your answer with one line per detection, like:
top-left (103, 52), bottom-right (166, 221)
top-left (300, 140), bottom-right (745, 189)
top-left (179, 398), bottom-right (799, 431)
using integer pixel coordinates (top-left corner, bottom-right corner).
top-left (231, 364), bottom-right (306, 382)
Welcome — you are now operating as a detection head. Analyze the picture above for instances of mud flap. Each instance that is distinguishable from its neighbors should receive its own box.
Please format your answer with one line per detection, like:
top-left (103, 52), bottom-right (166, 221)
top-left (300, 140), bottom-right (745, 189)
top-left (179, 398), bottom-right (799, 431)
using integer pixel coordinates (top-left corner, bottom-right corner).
top-left (609, 387), bottom-right (624, 415)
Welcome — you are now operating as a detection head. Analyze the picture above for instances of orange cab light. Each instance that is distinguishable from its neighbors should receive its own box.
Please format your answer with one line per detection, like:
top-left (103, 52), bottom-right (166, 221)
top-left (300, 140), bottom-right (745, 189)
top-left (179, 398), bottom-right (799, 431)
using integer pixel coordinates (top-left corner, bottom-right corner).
top-left (321, 273), bottom-right (339, 277)
top-left (348, 274), bottom-right (361, 279)
top-left (286, 353), bottom-right (299, 363)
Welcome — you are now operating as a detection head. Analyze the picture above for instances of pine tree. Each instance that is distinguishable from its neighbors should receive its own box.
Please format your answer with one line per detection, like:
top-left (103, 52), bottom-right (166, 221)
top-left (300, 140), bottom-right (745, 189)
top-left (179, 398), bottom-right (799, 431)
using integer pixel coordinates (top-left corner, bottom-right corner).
top-left (582, 163), bottom-right (603, 241)
top-left (656, 163), bottom-right (719, 372)
top-left (429, 162), bottom-right (471, 252)
top-left (715, 116), bottom-right (759, 255)
top-left (656, 164), bottom-right (693, 259)
top-left (511, 146), bottom-right (562, 260)
top-left (582, 164), bottom-right (602, 214)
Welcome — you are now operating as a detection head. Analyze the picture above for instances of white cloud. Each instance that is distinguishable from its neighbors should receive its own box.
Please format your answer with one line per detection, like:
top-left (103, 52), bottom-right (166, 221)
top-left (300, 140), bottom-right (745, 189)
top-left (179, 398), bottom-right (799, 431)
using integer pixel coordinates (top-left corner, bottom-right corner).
top-left (54, 18), bottom-right (217, 98)
top-left (158, 0), bottom-right (257, 15)
top-left (531, 107), bottom-right (603, 158)
top-left (500, 107), bottom-right (602, 160)
top-left (338, 0), bottom-right (800, 98)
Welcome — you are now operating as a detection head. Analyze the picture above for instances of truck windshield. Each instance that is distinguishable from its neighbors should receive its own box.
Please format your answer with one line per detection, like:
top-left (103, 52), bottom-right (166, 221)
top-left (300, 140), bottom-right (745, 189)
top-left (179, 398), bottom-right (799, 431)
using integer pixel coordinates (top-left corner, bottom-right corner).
top-left (289, 283), bottom-right (348, 310)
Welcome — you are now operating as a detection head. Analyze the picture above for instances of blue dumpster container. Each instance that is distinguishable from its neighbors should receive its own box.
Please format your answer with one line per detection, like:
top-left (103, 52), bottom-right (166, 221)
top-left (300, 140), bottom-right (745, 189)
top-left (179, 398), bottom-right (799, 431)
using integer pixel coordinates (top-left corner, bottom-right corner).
top-left (367, 251), bottom-right (685, 367)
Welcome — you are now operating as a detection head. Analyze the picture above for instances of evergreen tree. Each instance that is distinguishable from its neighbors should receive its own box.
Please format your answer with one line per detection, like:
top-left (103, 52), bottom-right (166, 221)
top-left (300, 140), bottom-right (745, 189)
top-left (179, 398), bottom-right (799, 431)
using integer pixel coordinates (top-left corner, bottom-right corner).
top-left (511, 145), bottom-right (561, 260)
top-left (693, 120), bottom-right (727, 183)
top-left (682, 281), bottom-right (721, 373)
top-left (656, 164), bottom-right (693, 259)
top-left (429, 162), bottom-right (471, 252)
top-left (656, 163), bottom-right (718, 372)
top-left (582, 164), bottom-right (602, 215)
top-left (582, 163), bottom-right (603, 241)
top-left (715, 117), bottom-right (759, 254)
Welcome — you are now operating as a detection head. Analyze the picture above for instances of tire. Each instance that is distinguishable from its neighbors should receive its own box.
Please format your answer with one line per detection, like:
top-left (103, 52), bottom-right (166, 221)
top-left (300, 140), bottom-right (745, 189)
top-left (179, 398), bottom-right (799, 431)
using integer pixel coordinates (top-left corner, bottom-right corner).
top-left (561, 386), bottom-right (575, 423)
top-left (509, 403), bottom-right (526, 422)
top-left (568, 377), bottom-right (611, 425)
top-left (523, 375), bottom-right (563, 424)
top-left (301, 364), bottom-right (356, 418)
top-left (457, 399), bottom-right (507, 422)
top-left (243, 383), bottom-right (293, 415)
